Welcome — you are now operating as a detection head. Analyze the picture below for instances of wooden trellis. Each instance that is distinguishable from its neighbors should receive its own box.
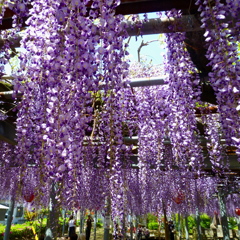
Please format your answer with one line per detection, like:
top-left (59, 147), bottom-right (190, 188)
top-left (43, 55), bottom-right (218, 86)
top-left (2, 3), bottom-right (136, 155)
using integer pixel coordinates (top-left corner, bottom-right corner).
top-left (0, 0), bottom-right (239, 175)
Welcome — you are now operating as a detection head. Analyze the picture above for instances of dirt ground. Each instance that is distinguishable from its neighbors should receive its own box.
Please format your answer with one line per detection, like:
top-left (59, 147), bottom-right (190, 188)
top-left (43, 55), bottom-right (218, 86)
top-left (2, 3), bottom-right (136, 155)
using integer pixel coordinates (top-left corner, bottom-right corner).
top-left (57, 227), bottom-right (105, 240)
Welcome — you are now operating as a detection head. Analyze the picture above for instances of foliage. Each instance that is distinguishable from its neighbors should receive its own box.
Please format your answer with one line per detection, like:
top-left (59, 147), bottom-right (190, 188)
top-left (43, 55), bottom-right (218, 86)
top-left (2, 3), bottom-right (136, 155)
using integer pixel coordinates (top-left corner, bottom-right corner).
top-left (147, 213), bottom-right (159, 230)
top-left (96, 219), bottom-right (103, 228)
top-left (187, 215), bottom-right (196, 233)
top-left (23, 208), bottom-right (48, 239)
top-left (24, 210), bottom-right (38, 222)
top-left (148, 222), bottom-right (159, 230)
top-left (0, 224), bottom-right (34, 240)
top-left (228, 217), bottom-right (238, 230)
top-left (195, 102), bottom-right (209, 108)
top-left (58, 216), bottom-right (69, 235)
top-left (33, 218), bottom-right (47, 235)
top-left (200, 214), bottom-right (211, 229)
top-left (147, 213), bottom-right (158, 223)
top-left (0, 81), bottom-right (12, 90)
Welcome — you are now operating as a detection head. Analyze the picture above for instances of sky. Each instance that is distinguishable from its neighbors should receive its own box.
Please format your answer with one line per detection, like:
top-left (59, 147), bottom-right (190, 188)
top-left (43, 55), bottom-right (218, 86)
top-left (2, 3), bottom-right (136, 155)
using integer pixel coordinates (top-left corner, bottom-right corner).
top-left (127, 33), bottom-right (166, 65)
top-left (5, 12), bottom-right (166, 75)
top-left (125, 12), bottom-right (167, 65)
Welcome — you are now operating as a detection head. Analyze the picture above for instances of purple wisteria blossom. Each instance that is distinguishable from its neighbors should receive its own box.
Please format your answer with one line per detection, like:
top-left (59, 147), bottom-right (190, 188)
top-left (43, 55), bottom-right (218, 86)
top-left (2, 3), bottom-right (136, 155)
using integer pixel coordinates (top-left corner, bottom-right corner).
top-left (0, 0), bottom-right (239, 227)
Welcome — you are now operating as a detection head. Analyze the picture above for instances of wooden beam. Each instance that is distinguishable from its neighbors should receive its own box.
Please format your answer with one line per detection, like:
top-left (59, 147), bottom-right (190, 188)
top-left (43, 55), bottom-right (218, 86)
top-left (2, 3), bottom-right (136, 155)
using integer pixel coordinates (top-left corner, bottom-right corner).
top-left (126, 15), bottom-right (202, 36)
top-left (0, 74), bottom-right (217, 144)
top-left (1, 121), bottom-right (238, 173)
top-left (0, 15), bottom-right (201, 48)
top-left (116, 0), bottom-right (198, 15)
top-left (129, 154), bottom-right (240, 172)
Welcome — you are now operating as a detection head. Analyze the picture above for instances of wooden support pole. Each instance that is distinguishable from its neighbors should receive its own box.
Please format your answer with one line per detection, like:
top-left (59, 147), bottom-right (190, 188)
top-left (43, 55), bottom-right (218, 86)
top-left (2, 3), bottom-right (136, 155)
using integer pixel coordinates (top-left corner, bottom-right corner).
top-left (4, 197), bottom-right (14, 240)
top-left (195, 209), bottom-right (202, 240)
top-left (45, 182), bottom-right (60, 240)
top-left (62, 209), bottom-right (66, 237)
top-left (162, 201), bottom-right (170, 240)
top-left (218, 188), bottom-right (230, 240)
top-left (237, 217), bottom-right (240, 239)
top-left (104, 197), bottom-right (111, 240)
top-left (185, 215), bottom-right (189, 240)
top-left (80, 210), bottom-right (85, 234)
top-left (93, 211), bottom-right (97, 240)
top-left (130, 217), bottom-right (134, 240)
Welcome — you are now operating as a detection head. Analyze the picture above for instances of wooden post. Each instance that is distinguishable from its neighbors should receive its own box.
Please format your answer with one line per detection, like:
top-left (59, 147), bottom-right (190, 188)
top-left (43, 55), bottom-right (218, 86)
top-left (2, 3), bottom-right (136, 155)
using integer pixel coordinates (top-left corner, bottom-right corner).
top-left (237, 216), bottom-right (240, 239)
top-left (122, 211), bottom-right (126, 240)
top-left (162, 202), bottom-right (170, 240)
top-left (130, 217), bottom-right (134, 240)
top-left (195, 208), bottom-right (202, 240)
top-left (184, 216), bottom-right (189, 240)
top-left (104, 197), bottom-right (111, 240)
top-left (80, 210), bottom-right (85, 234)
top-left (177, 213), bottom-right (181, 240)
top-left (45, 182), bottom-right (60, 240)
top-left (62, 209), bottom-right (66, 237)
top-left (93, 211), bottom-right (97, 240)
top-left (4, 197), bottom-right (15, 240)
top-left (218, 188), bottom-right (230, 240)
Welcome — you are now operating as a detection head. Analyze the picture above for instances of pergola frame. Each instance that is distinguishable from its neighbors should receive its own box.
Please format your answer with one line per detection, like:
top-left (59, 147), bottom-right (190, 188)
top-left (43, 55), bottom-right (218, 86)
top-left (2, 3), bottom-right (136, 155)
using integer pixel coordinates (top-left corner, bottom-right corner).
top-left (0, 2), bottom-right (239, 240)
top-left (0, 1), bottom-right (239, 173)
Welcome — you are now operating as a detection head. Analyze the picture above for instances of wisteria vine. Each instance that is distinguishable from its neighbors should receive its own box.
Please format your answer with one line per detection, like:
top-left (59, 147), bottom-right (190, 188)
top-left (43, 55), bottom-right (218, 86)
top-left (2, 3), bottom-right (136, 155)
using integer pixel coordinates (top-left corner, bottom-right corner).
top-left (0, 0), bottom-right (239, 235)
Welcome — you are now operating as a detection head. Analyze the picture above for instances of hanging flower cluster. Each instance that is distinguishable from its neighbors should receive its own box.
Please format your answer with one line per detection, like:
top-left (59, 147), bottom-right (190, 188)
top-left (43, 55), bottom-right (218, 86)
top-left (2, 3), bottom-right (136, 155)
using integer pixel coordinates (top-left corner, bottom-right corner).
top-left (164, 9), bottom-right (204, 172)
top-left (201, 113), bottom-right (229, 174)
top-left (11, 0), bottom-right (132, 219)
top-left (0, 0), bottom-right (239, 229)
top-left (0, 141), bottom-right (19, 199)
top-left (0, 0), bottom-right (31, 122)
top-left (195, 0), bottom-right (240, 160)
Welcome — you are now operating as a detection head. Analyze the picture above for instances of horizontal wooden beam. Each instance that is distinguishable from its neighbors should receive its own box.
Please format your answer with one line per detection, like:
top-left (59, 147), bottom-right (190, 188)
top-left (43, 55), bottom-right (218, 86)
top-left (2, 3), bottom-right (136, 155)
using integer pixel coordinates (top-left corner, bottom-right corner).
top-left (0, 15), bottom-right (201, 49)
top-left (129, 77), bottom-right (166, 87)
top-left (123, 136), bottom-right (227, 145)
top-left (116, 0), bottom-right (198, 15)
top-left (126, 15), bottom-right (203, 35)
top-left (0, 74), bottom-right (217, 144)
top-left (129, 154), bottom-right (240, 172)
top-left (1, 121), bottom-right (238, 172)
